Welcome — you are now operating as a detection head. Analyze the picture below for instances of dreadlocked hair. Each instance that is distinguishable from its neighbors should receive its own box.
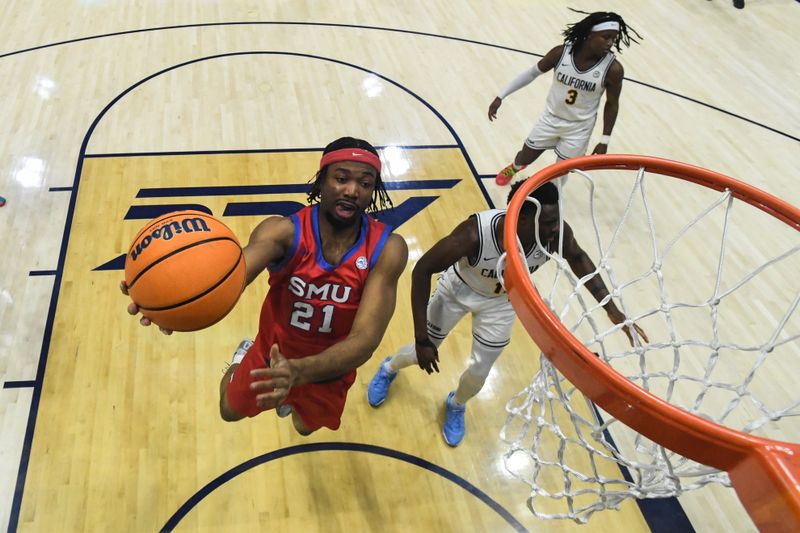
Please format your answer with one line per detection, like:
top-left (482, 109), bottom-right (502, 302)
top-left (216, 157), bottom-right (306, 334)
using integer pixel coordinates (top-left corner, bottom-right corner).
top-left (562, 9), bottom-right (642, 54)
top-left (306, 136), bottom-right (393, 213)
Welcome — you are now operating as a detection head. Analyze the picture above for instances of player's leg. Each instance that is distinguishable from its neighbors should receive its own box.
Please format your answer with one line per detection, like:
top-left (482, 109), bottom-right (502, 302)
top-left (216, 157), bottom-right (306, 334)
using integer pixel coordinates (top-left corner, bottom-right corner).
top-left (442, 298), bottom-right (516, 446)
top-left (554, 135), bottom-right (591, 162)
top-left (496, 113), bottom-right (557, 185)
top-left (220, 365), bottom-right (245, 422)
top-left (287, 375), bottom-right (356, 434)
top-left (368, 268), bottom-right (468, 407)
top-left (222, 338), bottom-right (282, 421)
top-left (219, 339), bottom-right (255, 421)
top-left (291, 411), bottom-right (315, 436)
top-left (553, 119), bottom-right (594, 185)
top-left (389, 269), bottom-right (468, 369)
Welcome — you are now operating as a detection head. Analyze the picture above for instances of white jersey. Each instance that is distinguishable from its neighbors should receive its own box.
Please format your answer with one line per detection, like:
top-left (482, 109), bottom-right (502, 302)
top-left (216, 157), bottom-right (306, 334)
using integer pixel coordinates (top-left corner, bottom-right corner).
top-left (545, 43), bottom-right (615, 122)
top-left (453, 209), bottom-right (549, 298)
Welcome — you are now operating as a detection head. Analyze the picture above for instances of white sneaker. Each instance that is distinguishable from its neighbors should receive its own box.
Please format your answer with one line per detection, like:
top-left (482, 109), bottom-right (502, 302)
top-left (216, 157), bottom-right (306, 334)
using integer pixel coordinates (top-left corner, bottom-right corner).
top-left (231, 339), bottom-right (254, 365)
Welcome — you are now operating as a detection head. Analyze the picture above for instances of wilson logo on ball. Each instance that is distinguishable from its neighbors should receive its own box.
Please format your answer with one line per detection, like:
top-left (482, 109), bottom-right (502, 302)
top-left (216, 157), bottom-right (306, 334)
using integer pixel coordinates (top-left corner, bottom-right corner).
top-left (129, 217), bottom-right (212, 262)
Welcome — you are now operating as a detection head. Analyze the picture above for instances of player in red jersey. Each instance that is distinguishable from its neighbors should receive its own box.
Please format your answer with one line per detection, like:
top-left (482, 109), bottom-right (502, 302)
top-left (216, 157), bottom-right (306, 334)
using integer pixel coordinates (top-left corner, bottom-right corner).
top-left (122, 137), bottom-right (408, 435)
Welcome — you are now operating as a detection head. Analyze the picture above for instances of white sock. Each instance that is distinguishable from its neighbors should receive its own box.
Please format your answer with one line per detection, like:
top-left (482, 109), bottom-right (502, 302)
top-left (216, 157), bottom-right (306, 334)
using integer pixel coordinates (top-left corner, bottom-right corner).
top-left (386, 343), bottom-right (418, 373)
top-left (512, 162), bottom-right (526, 171)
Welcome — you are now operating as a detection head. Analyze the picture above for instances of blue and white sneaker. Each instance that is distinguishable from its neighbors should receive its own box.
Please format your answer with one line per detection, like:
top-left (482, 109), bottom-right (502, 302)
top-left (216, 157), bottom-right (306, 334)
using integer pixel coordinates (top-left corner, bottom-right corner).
top-left (442, 391), bottom-right (466, 446)
top-left (367, 356), bottom-right (398, 407)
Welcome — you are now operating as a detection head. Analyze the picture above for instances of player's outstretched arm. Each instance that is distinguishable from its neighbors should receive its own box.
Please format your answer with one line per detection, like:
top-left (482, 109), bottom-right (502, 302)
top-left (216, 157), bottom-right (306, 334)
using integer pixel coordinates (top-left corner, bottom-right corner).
top-left (560, 222), bottom-right (648, 345)
top-left (121, 215), bottom-right (295, 334)
top-left (488, 45), bottom-right (563, 121)
top-left (410, 217), bottom-right (480, 373)
top-left (592, 61), bottom-right (624, 155)
top-left (285, 233), bottom-right (409, 385)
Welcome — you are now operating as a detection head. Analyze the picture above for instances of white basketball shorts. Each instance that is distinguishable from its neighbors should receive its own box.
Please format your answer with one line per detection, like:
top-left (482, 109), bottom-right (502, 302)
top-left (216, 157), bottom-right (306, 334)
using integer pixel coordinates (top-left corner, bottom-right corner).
top-left (525, 111), bottom-right (596, 160)
top-left (426, 267), bottom-right (516, 350)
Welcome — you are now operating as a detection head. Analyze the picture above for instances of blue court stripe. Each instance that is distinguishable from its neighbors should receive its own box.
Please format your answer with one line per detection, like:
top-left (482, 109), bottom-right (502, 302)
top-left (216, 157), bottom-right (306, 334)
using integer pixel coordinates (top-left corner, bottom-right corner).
top-left (139, 184), bottom-right (310, 197)
top-left (222, 201), bottom-right (304, 217)
top-left (4, 381), bottom-right (36, 389)
top-left (86, 147), bottom-right (327, 158)
top-left (124, 204), bottom-right (213, 219)
top-left (161, 442), bottom-right (527, 532)
top-left (48, 186), bottom-right (73, 192)
top-left (0, 22), bottom-right (535, 61)
top-left (384, 179), bottom-right (458, 190)
top-left (135, 179), bottom-right (460, 198)
top-left (28, 270), bottom-right (56, 277)
top-left (84, 143), bottom-right (457, 158)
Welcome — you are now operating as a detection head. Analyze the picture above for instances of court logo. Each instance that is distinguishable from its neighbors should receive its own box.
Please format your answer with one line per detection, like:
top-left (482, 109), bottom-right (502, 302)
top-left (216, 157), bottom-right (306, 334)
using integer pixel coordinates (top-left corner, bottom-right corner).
top-left (95, 178), bottom-right (461, 271)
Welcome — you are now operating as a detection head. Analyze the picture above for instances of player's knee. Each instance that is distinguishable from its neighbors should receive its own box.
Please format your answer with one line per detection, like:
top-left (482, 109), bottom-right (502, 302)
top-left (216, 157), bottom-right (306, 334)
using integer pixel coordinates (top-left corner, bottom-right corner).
top-left (292, 413), bottom-right (316, 436)
top-left (219, 400), bottom-right (245, 422)
top-left (218, 365), bottom-right (245, 422)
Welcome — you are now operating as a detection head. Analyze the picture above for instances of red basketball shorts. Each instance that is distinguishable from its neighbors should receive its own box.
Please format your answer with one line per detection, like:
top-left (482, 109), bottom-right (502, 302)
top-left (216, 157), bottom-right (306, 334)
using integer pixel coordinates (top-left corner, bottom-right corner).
top-left (225, 339), bottom-right (356, 431)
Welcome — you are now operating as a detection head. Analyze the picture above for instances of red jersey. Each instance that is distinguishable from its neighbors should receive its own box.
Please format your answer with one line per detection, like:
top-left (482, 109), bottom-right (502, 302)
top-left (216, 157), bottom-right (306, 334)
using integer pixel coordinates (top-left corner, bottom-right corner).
top-left (253, 204), bottom-right (392, 368)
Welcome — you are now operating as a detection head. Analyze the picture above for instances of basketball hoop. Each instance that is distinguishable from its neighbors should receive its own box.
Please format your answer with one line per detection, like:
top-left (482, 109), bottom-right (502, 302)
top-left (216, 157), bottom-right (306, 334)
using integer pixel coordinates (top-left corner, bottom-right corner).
top-left (501, 154), bottom-right (800, 531)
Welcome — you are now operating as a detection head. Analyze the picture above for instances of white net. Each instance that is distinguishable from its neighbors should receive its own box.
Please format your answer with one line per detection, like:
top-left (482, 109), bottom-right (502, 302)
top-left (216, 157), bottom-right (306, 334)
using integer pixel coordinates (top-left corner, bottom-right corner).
top-left (499, 165), bottom-right (800, 523)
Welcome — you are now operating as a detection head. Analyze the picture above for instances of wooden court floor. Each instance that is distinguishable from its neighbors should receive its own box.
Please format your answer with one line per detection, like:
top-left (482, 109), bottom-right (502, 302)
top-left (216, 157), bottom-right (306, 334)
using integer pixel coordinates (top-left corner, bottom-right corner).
top-left (0, 1), bottom-right (798, 531)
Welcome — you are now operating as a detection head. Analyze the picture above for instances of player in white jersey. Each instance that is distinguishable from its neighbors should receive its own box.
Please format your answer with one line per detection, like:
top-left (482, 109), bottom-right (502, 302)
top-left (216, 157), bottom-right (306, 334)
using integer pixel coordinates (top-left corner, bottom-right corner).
top-left (366, 182), bottom-right (647, 446)
top-left (489, 11), bottom-right (641, 186)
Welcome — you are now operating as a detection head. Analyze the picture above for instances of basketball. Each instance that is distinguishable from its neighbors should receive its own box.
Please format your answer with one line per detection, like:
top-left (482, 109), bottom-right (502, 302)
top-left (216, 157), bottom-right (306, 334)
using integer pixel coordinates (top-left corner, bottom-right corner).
top-left (124, 210), bottom-right (246, 332)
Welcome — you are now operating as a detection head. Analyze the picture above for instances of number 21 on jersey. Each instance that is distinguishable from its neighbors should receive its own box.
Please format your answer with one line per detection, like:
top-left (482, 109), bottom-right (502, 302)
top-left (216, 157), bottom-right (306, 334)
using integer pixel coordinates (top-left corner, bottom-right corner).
top-left (290, 302), bottom-right (335, 333)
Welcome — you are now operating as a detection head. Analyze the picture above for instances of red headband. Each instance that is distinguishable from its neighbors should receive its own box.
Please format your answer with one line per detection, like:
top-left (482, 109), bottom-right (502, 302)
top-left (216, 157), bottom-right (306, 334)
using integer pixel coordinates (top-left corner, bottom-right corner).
top-left (319, 148), bottom-right (381, 173)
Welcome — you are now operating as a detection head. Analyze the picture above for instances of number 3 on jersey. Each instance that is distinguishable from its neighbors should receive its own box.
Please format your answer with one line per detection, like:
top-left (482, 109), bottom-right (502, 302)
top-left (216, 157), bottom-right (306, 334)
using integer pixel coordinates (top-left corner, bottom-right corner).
top-left (290, 302), bottom-right (334, 333)
top-left (565, 89), bottom-right (577, 105)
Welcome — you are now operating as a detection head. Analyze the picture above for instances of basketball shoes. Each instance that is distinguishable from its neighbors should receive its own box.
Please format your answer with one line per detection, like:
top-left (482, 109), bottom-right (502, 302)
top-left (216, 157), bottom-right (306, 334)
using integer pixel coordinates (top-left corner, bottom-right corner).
top-left (223, 338), bottom-right (253, 376)
top-left (367, 356), bottom-right (398, 407)
top-left (495, 163), bottom-right (527, 186)
top-left (442, 391), bottom-right (466, 446)
top-left (232, 339), bottom-right (253, 364)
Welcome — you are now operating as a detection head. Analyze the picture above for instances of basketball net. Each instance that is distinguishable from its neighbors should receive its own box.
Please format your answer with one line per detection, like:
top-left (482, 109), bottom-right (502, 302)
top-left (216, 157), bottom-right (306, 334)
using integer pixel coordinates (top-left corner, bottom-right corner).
top-left (497, 158), bottom-right (799, 525)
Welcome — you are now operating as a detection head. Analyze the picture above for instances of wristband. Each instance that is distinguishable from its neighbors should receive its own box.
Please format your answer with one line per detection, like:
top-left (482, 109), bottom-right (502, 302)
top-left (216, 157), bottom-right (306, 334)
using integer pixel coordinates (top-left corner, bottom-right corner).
top-left (599, 135), bottom-right (611, 145)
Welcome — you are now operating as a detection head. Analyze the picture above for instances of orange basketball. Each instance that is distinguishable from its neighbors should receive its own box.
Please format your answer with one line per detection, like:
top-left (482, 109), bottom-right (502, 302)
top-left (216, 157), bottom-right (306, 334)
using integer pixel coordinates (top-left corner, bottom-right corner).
top-left (124, 210), bottom-right (246, 332)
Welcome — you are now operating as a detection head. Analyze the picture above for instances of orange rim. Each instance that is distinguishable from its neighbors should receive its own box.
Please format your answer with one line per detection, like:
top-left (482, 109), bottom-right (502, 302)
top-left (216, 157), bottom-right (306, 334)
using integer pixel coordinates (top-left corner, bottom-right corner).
top-left (503, 154), bottom-right (800, 531)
